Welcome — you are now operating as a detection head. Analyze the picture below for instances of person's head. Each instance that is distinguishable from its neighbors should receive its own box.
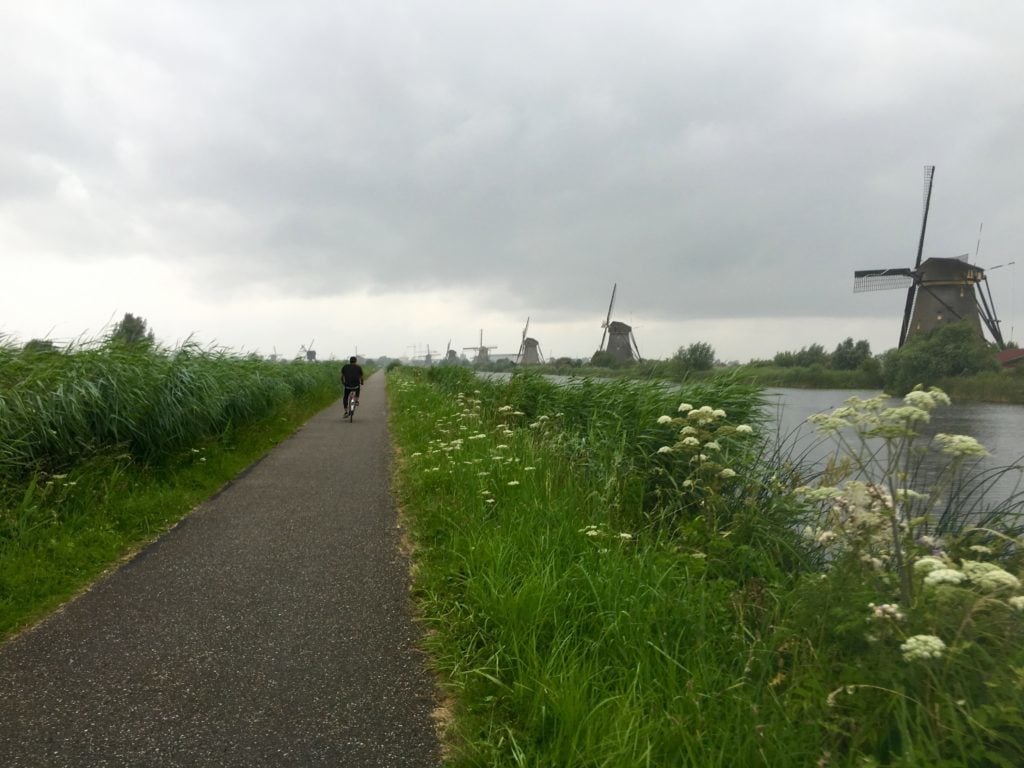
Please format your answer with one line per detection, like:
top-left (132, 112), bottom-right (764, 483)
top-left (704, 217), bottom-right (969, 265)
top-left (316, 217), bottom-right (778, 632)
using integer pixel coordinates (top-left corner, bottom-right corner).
top-left (349, 356), bottom-right (357, 363)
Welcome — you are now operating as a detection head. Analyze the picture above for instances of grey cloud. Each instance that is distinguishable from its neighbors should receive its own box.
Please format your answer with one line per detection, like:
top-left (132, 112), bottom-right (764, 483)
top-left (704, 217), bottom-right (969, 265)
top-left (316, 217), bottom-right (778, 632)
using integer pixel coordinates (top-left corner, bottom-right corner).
top-left (3, 1), bottom-right (1023, 329)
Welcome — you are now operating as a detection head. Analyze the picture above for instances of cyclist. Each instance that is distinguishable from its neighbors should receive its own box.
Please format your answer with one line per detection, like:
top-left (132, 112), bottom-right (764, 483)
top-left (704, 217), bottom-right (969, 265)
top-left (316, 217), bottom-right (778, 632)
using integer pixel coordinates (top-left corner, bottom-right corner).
top-left (341, 356), bottom-right (364, 417)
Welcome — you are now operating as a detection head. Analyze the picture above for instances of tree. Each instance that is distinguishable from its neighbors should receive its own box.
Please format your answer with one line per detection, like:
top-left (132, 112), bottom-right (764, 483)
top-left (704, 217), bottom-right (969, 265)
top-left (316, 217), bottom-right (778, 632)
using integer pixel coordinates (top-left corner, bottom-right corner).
top-left (774, 343), bottom-right (829, 368)
top-left (882, 320), bottom-right (999, 395)
top-left (831, 338), bottom-right (872, 371)
top-left (110, 313), bottom-right (155, 345)
top-left (673, 342), bottom-right (716, 374)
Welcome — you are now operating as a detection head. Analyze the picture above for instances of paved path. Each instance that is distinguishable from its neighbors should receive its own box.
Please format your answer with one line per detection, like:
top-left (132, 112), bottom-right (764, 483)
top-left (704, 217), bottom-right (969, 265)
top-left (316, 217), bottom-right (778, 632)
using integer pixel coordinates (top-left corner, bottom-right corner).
top-left (0, 374), bottom-right (441, 767)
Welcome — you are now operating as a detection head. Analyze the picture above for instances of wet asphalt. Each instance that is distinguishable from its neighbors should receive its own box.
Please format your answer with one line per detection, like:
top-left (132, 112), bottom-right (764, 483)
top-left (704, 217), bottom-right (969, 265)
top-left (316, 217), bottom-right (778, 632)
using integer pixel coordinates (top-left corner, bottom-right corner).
top-left (0, 374), bottom-right (441, 767)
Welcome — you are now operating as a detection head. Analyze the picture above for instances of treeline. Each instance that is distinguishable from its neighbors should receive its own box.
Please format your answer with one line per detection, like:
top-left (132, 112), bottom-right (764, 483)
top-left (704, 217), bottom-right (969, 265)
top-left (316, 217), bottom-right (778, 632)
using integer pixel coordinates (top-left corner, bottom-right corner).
top-left (537, 320), bottom-right (1023, 401)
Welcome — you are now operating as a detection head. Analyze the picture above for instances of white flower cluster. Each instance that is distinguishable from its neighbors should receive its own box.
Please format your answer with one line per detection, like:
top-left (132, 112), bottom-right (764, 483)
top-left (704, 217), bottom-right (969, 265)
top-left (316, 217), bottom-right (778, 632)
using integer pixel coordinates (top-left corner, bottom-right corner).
top-left (868, 602), bottom-right (906, 621)
top-left (900, 634), bottom-right (946, 662)
top-left (933, 433), bottom-right (988, 458)
top-left (915, 556), bottom-right (1021, 593)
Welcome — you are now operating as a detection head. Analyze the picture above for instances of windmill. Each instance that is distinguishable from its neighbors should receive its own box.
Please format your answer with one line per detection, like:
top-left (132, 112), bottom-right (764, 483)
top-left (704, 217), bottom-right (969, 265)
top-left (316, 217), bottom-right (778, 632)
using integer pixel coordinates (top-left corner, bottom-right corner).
top-left (854, 166), bottom-right (1005, 349)
top-left (444, 339), bottom-right (458, 363)
top-left (597, 284), bottom-right (641, 362)
top-left (464, 329), bottom-right (497, 364)
top-left (424, 344), bottom-right (433, 366)
top-left (299, 338), bottom-right (317, 361)
top-left (515, 317), bottom-right (544, 365)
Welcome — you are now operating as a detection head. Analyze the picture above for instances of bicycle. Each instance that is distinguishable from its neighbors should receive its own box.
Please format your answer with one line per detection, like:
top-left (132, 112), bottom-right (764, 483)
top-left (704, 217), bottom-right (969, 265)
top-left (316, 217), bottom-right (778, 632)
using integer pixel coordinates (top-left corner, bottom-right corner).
top-left (344, 386), bottom-right (359, 422)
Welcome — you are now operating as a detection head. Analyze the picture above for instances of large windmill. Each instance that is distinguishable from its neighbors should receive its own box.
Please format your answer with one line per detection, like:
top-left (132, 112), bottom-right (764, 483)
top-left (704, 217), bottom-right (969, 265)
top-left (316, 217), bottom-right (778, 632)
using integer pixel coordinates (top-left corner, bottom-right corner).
top-left (515, 317), bottom-right (544, 366)
top-left (854, 166), bottom-right (1005, 349)
top-left (464, 329), bottom-right (497, 364)
top-left (597, 284), bottom-right (641, 363)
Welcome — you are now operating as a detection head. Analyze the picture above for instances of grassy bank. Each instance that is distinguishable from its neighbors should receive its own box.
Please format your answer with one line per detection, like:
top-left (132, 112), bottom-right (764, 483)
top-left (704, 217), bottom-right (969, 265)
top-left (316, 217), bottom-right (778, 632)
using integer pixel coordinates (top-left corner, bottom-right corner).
top-left (0, 341), bottom-right (345, 638)
top-left (389, 367), bottom-right (1024, 766)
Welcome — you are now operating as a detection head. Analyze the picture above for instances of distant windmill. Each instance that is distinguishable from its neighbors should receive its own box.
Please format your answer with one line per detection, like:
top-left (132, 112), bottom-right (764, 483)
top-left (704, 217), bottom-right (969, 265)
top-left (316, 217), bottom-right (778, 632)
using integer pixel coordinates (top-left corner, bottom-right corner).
top-left (854, 166), bottom-right (1005, 349)
top-left (515, 317), bottom-right (544, 365)
top-left (299, 338), bottom-right (317, 361)
top-left (444, 339), bottom-right (458, 363)
top-left (464, 329), bottom-right (497, 364)
top-left (424, 344), bottom-right (433, 367)
top-left (597, 284), bottom-right (641, 362)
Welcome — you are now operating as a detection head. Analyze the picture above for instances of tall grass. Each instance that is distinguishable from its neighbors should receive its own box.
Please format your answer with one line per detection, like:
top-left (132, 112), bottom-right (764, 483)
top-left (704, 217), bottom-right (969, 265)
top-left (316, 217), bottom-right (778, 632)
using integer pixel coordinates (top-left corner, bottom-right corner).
top-left (1, 339), bottom-right (337, 478)
top-left (389, 367), bottom-right (1024, 766)
top-left (0, 337), bottom-right (343, 636)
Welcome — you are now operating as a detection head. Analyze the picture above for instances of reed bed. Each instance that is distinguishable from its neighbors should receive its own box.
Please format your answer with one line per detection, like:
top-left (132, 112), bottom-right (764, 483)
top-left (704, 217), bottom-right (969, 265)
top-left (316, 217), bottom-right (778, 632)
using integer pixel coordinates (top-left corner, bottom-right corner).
top-left (0, 338), bottom-right (342, 636)
top-left (389, 367), bottom-right (1024, 766)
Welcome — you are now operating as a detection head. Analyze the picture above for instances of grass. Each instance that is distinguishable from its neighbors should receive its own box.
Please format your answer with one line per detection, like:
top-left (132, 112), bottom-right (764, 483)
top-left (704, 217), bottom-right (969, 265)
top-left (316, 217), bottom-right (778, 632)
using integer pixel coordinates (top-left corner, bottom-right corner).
top-left (389, 367), bottom-right (1024, 766)
top-left (0, 338), bottom-right (346, 638)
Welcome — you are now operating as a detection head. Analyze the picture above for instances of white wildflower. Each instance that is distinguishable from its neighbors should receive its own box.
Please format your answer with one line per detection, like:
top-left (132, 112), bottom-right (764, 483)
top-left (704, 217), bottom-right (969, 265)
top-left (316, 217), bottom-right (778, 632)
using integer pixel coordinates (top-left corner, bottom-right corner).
top-left (914, 556), bottom-right (947, 573)
top-left (735, 424), bottom-right (753, 434)
top-left (962, 560), bottom-right (1021, 591)
top-left (934, 433), bottom-right (988, 458)
top-left (1008, 596), bottom-right (1024, 611)
top-left (507, 480), bottom-right (520, 486)
top-left (718, 468), bottom-right (736, 479)
top-left (712, 409), bottom-right (726, 419)
top-left (900, 634), bottom-right (946, 662)
top-left (678, 402), bottom-right (693, 413)
top-left (680, 437), bottom-right (700, 447)
top-left (657, 446), bottom-right (674, 454)
top-left (619, 532), bottom-right (633, 541)
top-left (657, 415), bottom-right (673, 425)
top-left (817, 530), bottom-right (837, 545)
top-left (703, 440), bottom-right (721, 451)
top-left (868, 603), bottom-right (906, 621)
top-left (924, 568), bottom-right (968, 587)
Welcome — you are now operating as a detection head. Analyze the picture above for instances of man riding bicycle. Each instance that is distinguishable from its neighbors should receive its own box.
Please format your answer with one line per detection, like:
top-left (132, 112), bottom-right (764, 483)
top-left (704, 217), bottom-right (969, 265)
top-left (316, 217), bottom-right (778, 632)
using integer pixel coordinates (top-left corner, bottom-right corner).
top-left (341, 356), bottom-right (364, 417)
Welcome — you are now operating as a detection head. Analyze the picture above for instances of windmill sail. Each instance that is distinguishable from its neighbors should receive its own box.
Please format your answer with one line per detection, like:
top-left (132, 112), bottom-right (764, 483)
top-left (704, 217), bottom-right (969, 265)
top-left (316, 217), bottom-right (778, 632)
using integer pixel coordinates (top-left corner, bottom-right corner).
top-left (599, 284), bottom-right (616, 352)
top-left (853, 268), bottom-right (914, 292)
top-left (899, 166), bottom-right (935, 346)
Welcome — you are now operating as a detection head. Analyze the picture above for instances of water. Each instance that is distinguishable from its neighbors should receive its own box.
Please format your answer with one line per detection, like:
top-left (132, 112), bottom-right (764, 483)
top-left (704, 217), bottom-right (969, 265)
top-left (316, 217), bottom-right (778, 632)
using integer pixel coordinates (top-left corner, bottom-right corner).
top-left (766, 388), bottom-right (1024, 516)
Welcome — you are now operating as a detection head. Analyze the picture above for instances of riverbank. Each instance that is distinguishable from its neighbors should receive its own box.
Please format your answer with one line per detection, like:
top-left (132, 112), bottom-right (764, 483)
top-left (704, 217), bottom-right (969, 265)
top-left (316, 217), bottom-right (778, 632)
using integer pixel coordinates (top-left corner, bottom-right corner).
top-left (388, 366), bottom-right (1024, 766)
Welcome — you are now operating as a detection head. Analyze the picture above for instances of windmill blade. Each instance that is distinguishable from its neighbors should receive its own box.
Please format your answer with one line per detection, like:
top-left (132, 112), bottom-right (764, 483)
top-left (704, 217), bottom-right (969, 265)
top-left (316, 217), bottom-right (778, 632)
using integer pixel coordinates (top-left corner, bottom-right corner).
top-left (914, 166), bottom-right (935, 269)
top-left (522, 316), bottom-right (530, 342)
top-left (599, 284), bottom-right (616, 351)
top-left (604, 284), bottom-right (617, 327)
top-left (977, 275), bottom-right (1006, 348)
top-left (898, 283), bottom-right (918, 347)
top-left (853, 268), bottom-right (915, 293)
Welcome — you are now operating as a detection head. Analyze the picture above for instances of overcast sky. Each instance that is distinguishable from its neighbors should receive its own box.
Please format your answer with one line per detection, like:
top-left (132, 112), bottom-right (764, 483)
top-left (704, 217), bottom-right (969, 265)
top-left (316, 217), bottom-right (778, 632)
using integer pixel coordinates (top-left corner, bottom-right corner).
top-left (3, 1), bottom-right (1022, 362)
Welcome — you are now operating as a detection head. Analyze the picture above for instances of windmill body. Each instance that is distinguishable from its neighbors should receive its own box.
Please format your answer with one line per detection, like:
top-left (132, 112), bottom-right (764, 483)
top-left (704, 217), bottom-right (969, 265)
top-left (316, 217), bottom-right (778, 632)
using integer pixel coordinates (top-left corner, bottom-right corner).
top-left (854, 166), bottom-right (1005, 349)
top-left (605, 321), bottom-right (639, 362)
top-left (908, 257), bottom-right (991, 340)
top-left (515, 317), bottom-right (545, 365)
top-left (597, 284), bottom-right (642, 362)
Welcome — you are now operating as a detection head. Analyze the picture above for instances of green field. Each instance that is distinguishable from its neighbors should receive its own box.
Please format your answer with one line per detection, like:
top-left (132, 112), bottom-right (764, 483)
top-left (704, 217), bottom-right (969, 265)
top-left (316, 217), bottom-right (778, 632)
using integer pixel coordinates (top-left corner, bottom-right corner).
top-left (388, 366), bottom-right (1024, 766)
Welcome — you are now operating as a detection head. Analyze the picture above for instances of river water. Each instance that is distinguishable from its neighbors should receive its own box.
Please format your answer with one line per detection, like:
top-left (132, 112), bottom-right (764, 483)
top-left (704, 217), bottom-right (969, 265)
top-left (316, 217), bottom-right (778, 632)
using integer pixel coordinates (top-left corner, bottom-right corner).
top-left (765, 388), bottom-right (1024, 516)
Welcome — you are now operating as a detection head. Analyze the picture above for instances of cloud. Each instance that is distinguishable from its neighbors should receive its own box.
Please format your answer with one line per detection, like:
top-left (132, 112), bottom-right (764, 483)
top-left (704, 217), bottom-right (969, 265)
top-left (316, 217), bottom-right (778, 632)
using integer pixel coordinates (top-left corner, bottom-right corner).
top-left (2, 1), bottom-right (1023, 358)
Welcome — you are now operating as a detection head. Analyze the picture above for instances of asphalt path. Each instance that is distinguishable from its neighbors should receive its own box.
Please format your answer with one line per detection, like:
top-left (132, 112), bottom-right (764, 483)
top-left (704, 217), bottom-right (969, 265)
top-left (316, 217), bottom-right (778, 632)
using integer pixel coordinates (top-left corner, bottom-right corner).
top-left (0, 373), bottom-right (441, 767)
